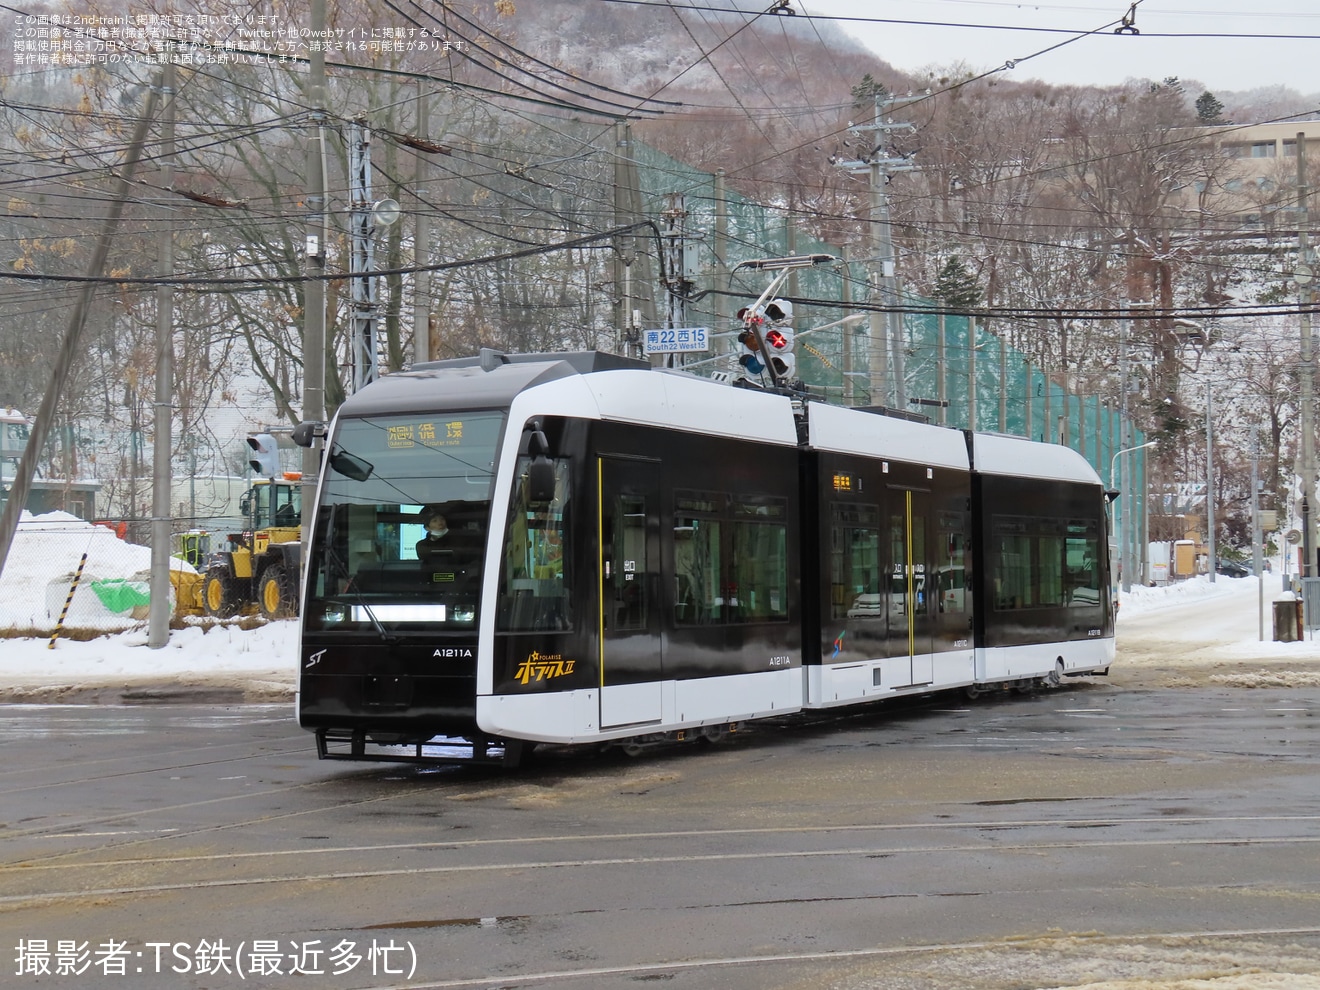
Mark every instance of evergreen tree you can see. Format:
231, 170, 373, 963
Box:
1196, 90, 1226, 125
933, 256, 980, 309
851, 73, 889, 110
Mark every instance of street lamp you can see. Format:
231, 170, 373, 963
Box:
1111, 440, 1157, 593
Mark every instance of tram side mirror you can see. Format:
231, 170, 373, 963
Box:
523, 423, 555, 504
329, 446, 374, 482
528, 456, 556, 504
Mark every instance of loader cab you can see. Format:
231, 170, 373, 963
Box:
241, 478, 302, 532
202, 476, 305, 620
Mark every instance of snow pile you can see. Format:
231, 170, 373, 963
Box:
0, 618, 298, 700
1114, 571, 1320, 689
1118, 572, 1258, 615
0, 511, 193, 631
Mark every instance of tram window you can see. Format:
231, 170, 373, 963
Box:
831, 503, 880, 620
991, 514, 1100, 611
670, 491, 787, 624
608, 494, 649, 632
497, 457, 571, 631
730, 519, 787, 621
673, 515, 721, 625
992, 516, 1032, 610
937, 512, 967, 614
1065, 519, 1101, 605
1034, 514, 1066, 609
728, 494, 788, 621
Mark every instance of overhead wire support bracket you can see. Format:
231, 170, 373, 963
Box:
1114, 3, 1139, 35
733, 254, 835, 273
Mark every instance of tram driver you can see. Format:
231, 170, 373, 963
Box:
417, 505, 457, 563
416, 503, 481, 573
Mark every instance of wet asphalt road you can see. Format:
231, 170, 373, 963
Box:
3, 682, 1320, 989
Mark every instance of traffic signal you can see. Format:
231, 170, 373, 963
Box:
762, 299, 795, 381
737, 324, 765, 375
735, 304, 766, 376
765, 326, 796, 380
247, 433, 282, 478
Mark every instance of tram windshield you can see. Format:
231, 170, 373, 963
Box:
303, 411, 505, 631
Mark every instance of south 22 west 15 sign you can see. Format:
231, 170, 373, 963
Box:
643, 327, 710, 355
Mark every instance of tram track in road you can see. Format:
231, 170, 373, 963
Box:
6, 813, 1320, 905
0, 741, 314, 798
4, 688, 1319, 882
10, 811, 1320, 868
3, 693, 1320, 989
0, 775, 433, 862
0, 708, 306, 785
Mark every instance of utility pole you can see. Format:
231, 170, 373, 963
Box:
968, 315, 977, 430
148, 55, 176, 649
937, 312, 947, 425
613, 122, 646, 357
660, 193, 698, 367
1252, 433, 1264, 640
714, 169, 729, 346
413, 85, 432, 364
833, 92, 916, 407
349, 120, 380, 392
998, 335, 1007, 432
1118, 300, 1133, 590
1024, 358, 1034, 439
841, 246, 854, 406
1206, 381, 1216, 583
1298, 132, 1316, 577
301, 0, 327, 541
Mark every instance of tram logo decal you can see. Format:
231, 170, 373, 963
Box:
515, 651, 576, 685
831, 630, 845, 660
306, 649, 327, 668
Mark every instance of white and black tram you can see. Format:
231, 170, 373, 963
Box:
295, 351, 1114, 765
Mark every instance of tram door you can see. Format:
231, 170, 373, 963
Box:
598, 455, 664, 729
889, 488, 934, 685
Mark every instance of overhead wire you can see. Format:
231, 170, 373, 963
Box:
601, 0, 1320, 40
410, 0, 684, 111
0, 0, 1309, 322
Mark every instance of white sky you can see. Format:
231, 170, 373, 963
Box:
801, 0, 1320, 97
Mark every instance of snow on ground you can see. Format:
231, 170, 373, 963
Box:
0, 619, 298, 703
1110, 571, 1320, 689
